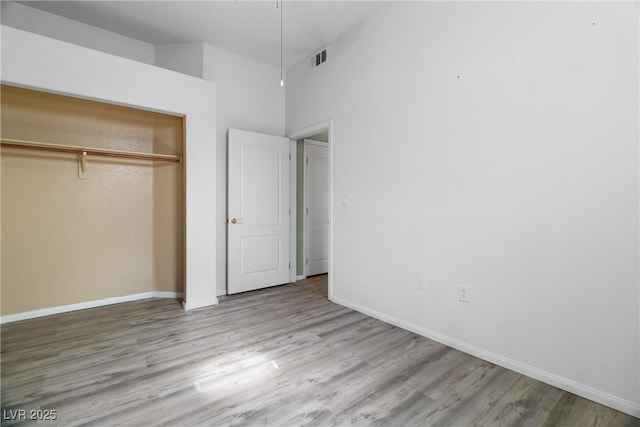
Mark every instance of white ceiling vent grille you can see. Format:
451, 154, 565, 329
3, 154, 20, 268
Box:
313, 49, 327, 68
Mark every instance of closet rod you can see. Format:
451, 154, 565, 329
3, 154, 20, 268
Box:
0, 138, 181, 162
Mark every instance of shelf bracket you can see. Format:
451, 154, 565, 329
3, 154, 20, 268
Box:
78, 151, 88, 180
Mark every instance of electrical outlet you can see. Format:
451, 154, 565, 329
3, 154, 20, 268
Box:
458, 285, 470, 303
418, 275, 427, 291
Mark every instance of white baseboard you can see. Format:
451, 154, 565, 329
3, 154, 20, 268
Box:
1, 291, 183, 325
329, 295, 640, 418
182, 297, 219, 311
296, 275, 307, 280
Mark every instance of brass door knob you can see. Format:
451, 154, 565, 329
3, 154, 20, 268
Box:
230, 218, 238, 224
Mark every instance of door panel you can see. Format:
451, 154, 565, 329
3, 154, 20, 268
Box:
228, 129, 290, 294
241, 235, 280, 274
242, 146, 281, 225
304, 140, 329, 276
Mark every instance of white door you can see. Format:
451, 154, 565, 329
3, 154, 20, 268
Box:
228, 129, 290, 294
304, 139, 329, 276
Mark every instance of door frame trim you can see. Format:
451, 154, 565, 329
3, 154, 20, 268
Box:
288, 120, 333, 299
289, 138, 297, 284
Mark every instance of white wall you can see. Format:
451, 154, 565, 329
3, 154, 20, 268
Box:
0, 2, 154, 65
155, 44, 205, 79
286, 2, 639, 417
1, 26, 218, 311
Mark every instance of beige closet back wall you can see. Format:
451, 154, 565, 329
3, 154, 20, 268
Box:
1, 85, 184, 315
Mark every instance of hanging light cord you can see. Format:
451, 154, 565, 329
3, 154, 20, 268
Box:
280, 0, 284, 86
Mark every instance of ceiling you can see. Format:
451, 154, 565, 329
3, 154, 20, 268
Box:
18, 1, 382, 68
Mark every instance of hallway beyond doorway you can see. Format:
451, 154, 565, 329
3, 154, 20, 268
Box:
294, 274, 328, 297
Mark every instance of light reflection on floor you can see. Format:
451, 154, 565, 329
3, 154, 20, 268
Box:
193, 353, 280, 394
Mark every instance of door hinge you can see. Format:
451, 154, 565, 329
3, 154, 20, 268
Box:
289, 153, 291, 160
306, 157, 309, 164
306, 258, 309, 265
289, 262, 291, 269
306, 207, 309, 215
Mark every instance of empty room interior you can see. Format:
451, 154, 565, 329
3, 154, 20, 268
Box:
1, 1, 639, 425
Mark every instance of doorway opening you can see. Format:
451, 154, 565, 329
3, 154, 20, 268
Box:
289, 121, 332, 299
293, 274, 328, 298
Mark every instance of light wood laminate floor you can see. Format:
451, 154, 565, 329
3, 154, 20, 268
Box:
1, 283, 638, 426
294, 274, 329, 298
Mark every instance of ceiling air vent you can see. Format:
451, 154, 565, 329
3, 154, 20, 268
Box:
314, 49, 327, 68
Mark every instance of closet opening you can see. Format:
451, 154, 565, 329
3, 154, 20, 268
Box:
1, 84, 185, 316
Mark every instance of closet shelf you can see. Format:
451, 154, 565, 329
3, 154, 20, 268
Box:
0, 138, 181, 162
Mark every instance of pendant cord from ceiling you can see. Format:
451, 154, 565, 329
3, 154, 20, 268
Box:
280, 0, 284, 87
